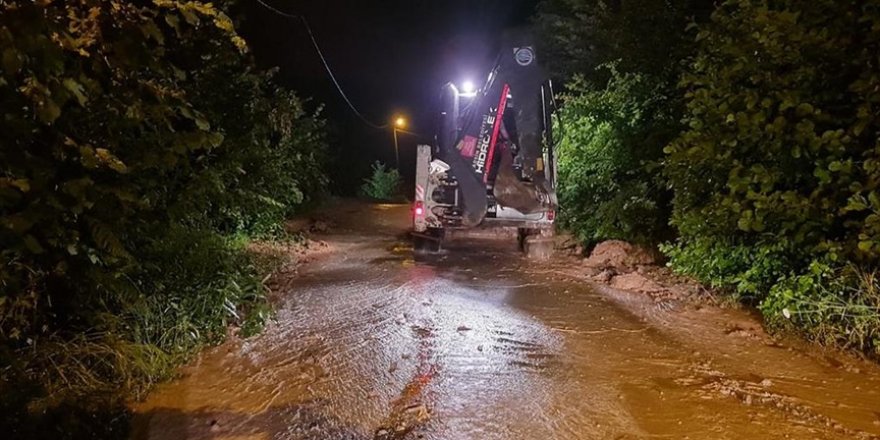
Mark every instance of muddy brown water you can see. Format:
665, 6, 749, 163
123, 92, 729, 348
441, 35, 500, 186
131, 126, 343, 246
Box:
132, 202, 880, 440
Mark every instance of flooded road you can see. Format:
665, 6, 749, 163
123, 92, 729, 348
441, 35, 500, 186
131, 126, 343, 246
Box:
132, 202, 880, 440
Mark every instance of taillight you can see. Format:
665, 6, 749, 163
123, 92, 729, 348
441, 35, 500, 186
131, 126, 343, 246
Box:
547, 210, 556, 221
414, 201, 425, 217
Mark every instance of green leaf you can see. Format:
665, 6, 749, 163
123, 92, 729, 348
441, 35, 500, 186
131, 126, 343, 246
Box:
2, 48, 22, 74
140, 20, 165, 45
37, 98, 61, 124
2, 214, 35, 233
96, 148, 128, 173
179, 8, 200, 26
165, 13, 182, 36
795, 103, 814, 116
195, 115, 210, 131
62, 78, 88, 106
23, 235, 44, 254
1, 178, 31, 192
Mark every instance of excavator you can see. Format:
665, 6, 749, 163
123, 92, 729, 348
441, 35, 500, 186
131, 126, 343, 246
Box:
412, 31, 558, 256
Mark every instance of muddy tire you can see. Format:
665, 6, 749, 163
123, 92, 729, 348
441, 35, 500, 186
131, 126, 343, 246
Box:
518, 227, 555, 260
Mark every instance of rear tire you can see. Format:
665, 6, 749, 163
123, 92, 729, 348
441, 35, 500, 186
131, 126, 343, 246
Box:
517, 228, 529, 252
518, 227, 555, 260
413, 228, 443, 254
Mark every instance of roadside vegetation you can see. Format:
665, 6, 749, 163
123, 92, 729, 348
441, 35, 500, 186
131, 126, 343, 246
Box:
537, 0, 880, 356
0, 0, 327, 436
360, 161, 403, 201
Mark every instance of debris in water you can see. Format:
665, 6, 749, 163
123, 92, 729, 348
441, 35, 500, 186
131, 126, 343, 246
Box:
592, 268, 617, 283
610, 272, 666, 294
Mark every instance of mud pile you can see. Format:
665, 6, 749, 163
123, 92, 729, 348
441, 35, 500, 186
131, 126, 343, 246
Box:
582, 240, 658, 269
582, 240, 704, 302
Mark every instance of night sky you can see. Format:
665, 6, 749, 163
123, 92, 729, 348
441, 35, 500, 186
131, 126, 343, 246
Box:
237, 0, 540, 191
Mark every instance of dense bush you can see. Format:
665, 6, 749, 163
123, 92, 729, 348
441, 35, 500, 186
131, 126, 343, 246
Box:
538, 0, 880, 355
0, 0, 327, 430
556, 69, 675, 245
172, 51, 329, 236
535, 0, 704, 246
360, 161, 401, 201
664, 0, 880, 353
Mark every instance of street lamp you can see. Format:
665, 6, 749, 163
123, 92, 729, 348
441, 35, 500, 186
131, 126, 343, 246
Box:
461, 80, 475, 94
393, 116, 407, 168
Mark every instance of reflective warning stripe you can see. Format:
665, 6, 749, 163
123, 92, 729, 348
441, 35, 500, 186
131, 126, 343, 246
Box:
415, 184, 425, 201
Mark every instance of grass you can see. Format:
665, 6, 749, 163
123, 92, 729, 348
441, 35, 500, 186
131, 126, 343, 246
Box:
1, 227, 300, 438
797, 269, 880, 356
764, 264, 880, 358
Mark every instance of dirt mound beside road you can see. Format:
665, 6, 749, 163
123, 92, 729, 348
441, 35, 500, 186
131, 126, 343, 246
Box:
583, 240, 659, 269
574, 240, 709, 305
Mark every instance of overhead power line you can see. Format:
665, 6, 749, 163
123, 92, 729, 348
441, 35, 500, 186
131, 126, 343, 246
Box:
254, 0, 389, 129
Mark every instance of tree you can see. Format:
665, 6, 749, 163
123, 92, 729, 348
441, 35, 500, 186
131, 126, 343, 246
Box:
556, 69, 676, 245
0, 0, 328, 430
664, 0, 880, 353
534, 0, 709, 245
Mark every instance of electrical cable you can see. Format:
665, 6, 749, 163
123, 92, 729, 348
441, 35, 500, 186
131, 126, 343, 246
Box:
254, 0, 389, 129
